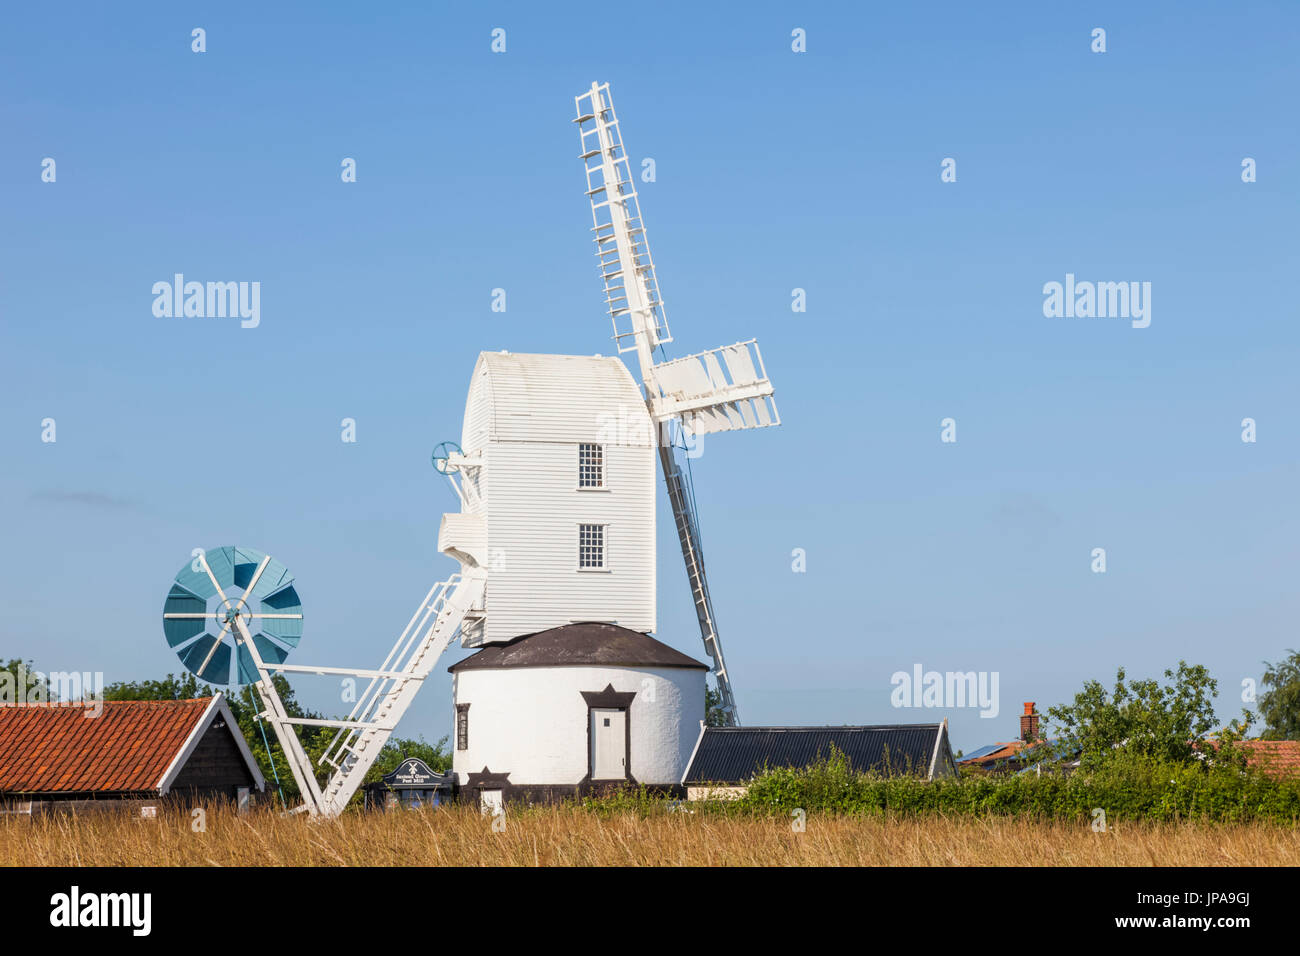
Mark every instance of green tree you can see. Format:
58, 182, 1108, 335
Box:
103, 672, 214, 701
705, 685, 728, 727
366, 736, 453, 779
0, 659, 50, 702
1258, 650, 1300, 741
1041, 661, 1221, 768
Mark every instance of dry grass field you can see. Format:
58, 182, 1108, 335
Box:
2, 804, 1298, 866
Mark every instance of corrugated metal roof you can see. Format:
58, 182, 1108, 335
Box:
0, 698, 213, 793
450, 622, 707, 672
683, 725, 945, 784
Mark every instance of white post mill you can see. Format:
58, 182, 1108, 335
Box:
161, 82, 779, 815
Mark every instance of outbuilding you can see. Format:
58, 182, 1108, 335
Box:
681, 722, 958, 799
449, 621, 707, 808
0, 694, 264, 816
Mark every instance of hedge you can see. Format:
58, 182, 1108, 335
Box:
580, 750, 1300, 824
731, 750, 1300, 823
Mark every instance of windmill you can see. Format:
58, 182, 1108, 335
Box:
573, 82, 780, 725
158, 82, 776, 818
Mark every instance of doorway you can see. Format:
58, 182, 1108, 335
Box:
590, 707, 627, 780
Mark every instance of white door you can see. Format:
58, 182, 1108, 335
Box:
591, 708, 627, 779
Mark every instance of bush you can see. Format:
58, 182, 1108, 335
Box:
577, 784, 669, 817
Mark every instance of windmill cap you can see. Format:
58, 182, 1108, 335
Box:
450, 622, 708, 672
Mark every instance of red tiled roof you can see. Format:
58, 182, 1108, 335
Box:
961, 739, 1036, 766
1234, 740, 1300, 779
0, 698, 214, 794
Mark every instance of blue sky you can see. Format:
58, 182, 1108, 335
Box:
2, 2, 1297, 752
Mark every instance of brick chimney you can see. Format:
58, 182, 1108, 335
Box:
1020, 702, 1039, 741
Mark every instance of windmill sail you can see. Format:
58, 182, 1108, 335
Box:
650, 339, 779, 436
576, 82, 671, 363
576, 82, 781, 727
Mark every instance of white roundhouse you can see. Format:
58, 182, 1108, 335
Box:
450, 623, 706, 804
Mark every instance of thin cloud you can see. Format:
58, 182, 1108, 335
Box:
29, 490, 138, 511
990, 492, 1062, 533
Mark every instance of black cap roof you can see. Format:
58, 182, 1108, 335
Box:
448, 622, 709, 673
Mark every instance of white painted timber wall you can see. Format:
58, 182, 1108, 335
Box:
441, 351, 656, 645
451, 665, 705, 786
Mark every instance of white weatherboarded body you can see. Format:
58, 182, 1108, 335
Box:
438, 351, 657, 646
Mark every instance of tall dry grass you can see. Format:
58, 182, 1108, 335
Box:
2, 804, 1297, 866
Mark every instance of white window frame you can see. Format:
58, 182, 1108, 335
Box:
577, 442, 608, 491
577, 522, 610, 572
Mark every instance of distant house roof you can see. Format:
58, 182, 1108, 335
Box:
682, 723, 957, 785
449, 622, 708, 672
1215, 740, 1300, 779
958, 743, 1009, 762
958, 739, 1032, 768
0, 695, 263, 795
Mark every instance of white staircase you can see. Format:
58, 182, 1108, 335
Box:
313, 571, 486, 815
247, 569, 486, 817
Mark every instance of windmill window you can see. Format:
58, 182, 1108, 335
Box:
578, 443, 604, 489
578, 524, 606, 570
456, 704, 470, 751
